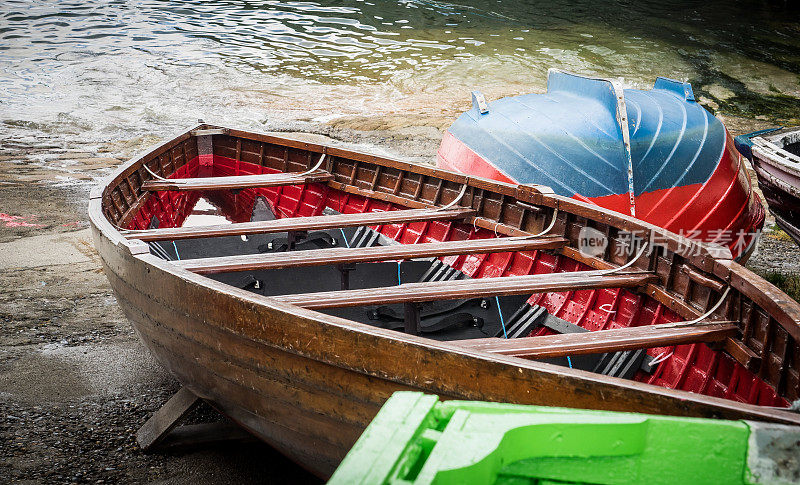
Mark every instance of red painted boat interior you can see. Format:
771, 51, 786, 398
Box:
128, 154, 788, 408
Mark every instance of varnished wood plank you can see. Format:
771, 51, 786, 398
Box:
277, 271, 657, 309
107, 268, 401, 418
454, 322, 739, 358
124, 207, 476, 242
136, 323, 376, 440
141, 171, 333, 191
176, 236, 569, 274
141, 336, 365, 453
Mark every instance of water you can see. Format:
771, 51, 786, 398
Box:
1, 0, 799, 151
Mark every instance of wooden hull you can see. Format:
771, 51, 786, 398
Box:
90, 125, 800, 478
92, 223, 800, 477
751, 133, 800, 247
774, 212, 800, 248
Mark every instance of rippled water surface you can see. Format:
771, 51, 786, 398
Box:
1, 0, 799, 147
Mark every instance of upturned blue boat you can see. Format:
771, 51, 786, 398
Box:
438, 70, 764, 260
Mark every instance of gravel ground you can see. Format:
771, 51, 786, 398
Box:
746, 231, 800, 277
0, 123, 798, 484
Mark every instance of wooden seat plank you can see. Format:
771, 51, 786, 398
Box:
454, 322, 739, 358
142, 171, 334, 192
124, 207, 476, 242
276, 271, 657, 309
176, 236, 569, 274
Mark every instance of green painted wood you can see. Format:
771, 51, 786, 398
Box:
329, 392, 791, 485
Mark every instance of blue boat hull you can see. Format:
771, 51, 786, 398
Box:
438, 70, 764, 260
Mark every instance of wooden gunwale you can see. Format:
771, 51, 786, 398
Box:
89, 125, 800, 476
175, 236, 568, 274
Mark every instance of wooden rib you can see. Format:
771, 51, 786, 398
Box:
277, 272, 657, 309
176, 236, 570, 274
124, 207, 476, 242
454, 322, 739, 359
141, 171, 334, 191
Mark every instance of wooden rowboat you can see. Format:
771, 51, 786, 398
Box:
89, 125, 800, 478
736, 128, 800, 247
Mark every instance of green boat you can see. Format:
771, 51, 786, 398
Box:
329, 392, 800, 485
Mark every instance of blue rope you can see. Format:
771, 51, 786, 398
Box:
397, 262, 402, 285
495, 296, 508, 339
339, 229, 350, 248
172, 241, 181, 261
567, 356, 573, 368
